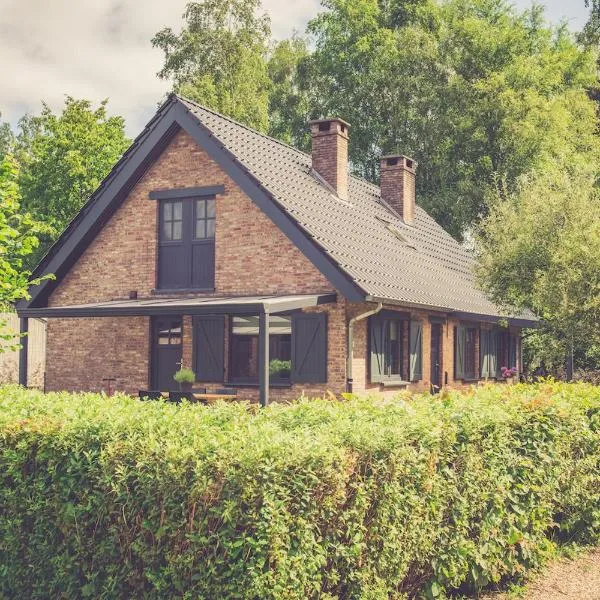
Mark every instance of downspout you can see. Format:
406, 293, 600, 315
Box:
346, 303, 383, 393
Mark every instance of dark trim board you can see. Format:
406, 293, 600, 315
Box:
148, 185, 225, 200
17, 294, 338, 319
450, 311, 539, 329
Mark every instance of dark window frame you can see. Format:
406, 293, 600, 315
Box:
228, 315, 293, 385
463, 326, 477, 380
157, 196, 216, 290
370, 313, 410, 384
454, 324, 479, 381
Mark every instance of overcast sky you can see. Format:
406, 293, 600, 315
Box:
0, 0, 590, 137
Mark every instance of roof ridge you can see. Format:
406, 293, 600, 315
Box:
175, 94, 385, 193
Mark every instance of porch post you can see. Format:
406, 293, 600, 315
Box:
18, 317, 28, 387
258, 311, 270, 407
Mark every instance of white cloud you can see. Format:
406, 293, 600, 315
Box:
0, 0, 319, 136
0, 0, 586, 137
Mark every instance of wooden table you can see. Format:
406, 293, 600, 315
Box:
159, 391, 237, 403
192, 393, 237, 402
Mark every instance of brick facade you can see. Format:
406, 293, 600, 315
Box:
46, 129, 336, 397
45, 128, 521, 401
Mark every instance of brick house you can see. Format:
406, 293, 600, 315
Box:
17, 95, 535, 404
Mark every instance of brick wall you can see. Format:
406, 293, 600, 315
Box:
46, 129, 335, 396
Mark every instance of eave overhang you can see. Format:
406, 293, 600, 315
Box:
16, 293, 337, 319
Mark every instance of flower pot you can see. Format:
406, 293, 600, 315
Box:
180, 381, 193, 392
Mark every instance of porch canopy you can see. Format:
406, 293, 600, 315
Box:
17, 293, 336, 319
17, 293, 336, 406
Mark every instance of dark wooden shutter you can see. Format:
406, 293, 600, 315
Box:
490, 330, 500, 378
454, 326, 465, 380
509, 335, 518, 369
409, 320, 423, 381
291, 313, 327, 383
194, 316, 225, 382
370, 315, 385, 383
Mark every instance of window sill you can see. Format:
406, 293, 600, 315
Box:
378, 379, 411, 388
152, 288, 215, 295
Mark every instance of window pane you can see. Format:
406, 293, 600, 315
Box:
162, 221, 172, 241
195, 220, 206, 239
163, 202, 172, 221
173, 201, 183, 220
230, 316, 292, 382
206, 198, 216, 218
169, 325, 182, 345
158, 329, 171, 345
206, 219, 215, 239
172, 221, 182, 240
196, 199, 205, 218
232, 316, 259, 335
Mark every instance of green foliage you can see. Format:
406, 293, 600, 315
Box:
173, 367, 196, 383
0, 156, 52, 351
302, 0, 599, 238
0, 112, 14, 162
475, 170, 600, 372
152, 0, 272, 132
16, 97, 129, 265
269, 358, 291, 378
1, 382, 599, 598
267, 35, 311, 149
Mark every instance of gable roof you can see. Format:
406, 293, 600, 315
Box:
20, 94, 535, 325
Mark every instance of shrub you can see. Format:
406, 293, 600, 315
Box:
0, 382, 599, 599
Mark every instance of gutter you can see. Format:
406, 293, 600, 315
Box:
346, 302, 383, 393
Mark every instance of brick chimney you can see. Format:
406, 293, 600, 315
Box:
310, 118, 350, 200
380, 155, 417, 225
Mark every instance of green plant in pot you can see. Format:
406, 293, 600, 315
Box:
173, 367, 195, 391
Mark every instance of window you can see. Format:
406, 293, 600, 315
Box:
385, 319, 403, 378
162, 201, 183, 241
195, 198, 216, 240
229, 316, 292, 383
156, 321, 182, 345
454, 325, 478, 380
158, 196, 216, 290
369, 313, 421, 383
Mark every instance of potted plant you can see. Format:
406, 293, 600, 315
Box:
500, 366, 518, 383
173, 367, 195, 392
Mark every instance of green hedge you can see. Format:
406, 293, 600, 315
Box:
0, 383, 599, 599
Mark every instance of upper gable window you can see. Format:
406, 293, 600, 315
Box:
162, 201, 183, 241
158, 197, 215, 290
195, 198, 216, 240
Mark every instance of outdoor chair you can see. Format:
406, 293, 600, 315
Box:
168, 391, 193, 404
138, 390, 163, 401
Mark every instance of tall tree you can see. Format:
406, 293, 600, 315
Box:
267, 35, 311, 150
153, 0, 272, 132
0, 113, 14, 161
302, 0, 599, 238
475, 169, 600, 375
17, 97, 129, 265
0, 155, 51, 351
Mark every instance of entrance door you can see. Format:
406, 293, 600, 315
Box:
430, 323, 442, 393
152, 317, 183, 390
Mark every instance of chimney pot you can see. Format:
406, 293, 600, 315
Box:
309, 118, 350, 200
380, 154, 417, 224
